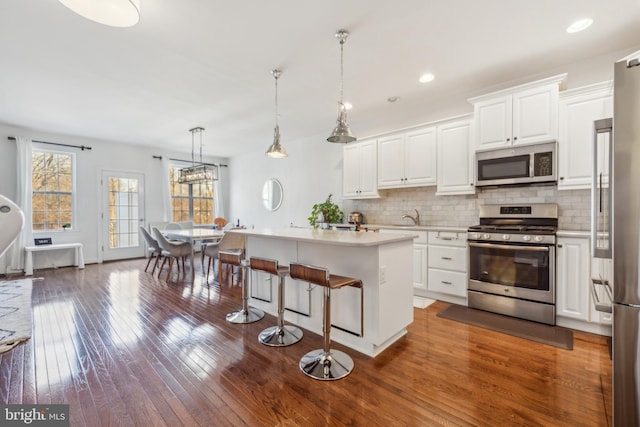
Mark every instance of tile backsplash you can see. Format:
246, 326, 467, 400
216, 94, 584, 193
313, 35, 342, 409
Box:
345, 185, 590, 231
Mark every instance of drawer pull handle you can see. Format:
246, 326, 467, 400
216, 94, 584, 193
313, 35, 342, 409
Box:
441, 257, 452, 260
441, 281, 452, 285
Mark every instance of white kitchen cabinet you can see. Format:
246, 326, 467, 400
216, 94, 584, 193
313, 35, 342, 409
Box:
469, 74, 566, 151
377, 126, 437, 189
343, 138, 379, 199
556, 235, 612, 335
436, 117, 475, 195
426, 231, 467, 301
558, 82, 613, 190
556, 236, 590, 321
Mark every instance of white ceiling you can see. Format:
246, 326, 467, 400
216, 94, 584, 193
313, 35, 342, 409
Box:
1, 1, 639, 158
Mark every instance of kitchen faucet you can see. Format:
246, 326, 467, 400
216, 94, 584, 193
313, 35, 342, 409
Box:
402, 209, 420, 225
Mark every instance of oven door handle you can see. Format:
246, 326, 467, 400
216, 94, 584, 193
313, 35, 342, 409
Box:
468, 242, 550, 252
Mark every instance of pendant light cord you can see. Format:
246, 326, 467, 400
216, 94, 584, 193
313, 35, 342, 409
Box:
339, 38, 344, 107
275, 73, 279, 127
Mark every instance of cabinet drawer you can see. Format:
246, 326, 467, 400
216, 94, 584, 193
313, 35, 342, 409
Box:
428, 269, 467, 297
428, 231, 467, 247
428, 246, 467, 272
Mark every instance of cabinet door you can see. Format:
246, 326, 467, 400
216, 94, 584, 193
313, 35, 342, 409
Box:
512, 84, 558, 146
437, 119, 475, 195
413, 243, 428, 294
558, 89, 613, 190
343, 143, 361, 198
377, 134, 405, 188
474, 95, 512, 150
405, 127, 437, 186
358, 140, 378, 197
556, 237, 590, 321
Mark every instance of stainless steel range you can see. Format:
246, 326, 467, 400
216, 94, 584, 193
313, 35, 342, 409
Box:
467, 204, 558, 325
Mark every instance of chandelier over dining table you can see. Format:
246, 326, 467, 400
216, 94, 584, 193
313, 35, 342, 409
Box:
178, 127, 218, 184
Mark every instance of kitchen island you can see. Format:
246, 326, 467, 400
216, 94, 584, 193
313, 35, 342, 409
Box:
227, 227, 416, 357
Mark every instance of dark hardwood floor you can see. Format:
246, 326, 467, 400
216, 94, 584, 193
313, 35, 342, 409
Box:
0, 259, 612, 426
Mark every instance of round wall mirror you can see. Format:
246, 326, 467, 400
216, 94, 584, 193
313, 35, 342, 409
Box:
262, 179, 283, 211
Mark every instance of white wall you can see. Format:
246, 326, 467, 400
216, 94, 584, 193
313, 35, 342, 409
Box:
0, 123, 229, 270
228, 130, 344, 229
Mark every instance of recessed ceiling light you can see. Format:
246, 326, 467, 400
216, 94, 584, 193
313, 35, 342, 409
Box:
419, 73, 435, 83
343, 102, 353, 110
566, 18, 593, 33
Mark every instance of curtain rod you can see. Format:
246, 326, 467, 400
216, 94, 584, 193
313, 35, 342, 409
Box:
7, 136, 92, 151
152, 155, 228, 168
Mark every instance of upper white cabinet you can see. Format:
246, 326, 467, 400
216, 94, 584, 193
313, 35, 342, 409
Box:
469, 74, 566, 151
343, 138, 379, 199
377, 126, 437, 189
558, 81, 613, 190
436, 117, 475, 195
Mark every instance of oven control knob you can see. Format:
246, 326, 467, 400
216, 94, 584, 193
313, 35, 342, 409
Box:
483, 233, 491, 240
502, 234, 510, 240
523, 235, 531, 242
534, 236, 543, 242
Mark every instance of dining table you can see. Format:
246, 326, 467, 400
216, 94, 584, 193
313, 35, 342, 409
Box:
163, 228, 225, 272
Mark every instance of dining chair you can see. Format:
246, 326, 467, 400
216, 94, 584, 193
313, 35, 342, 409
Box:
139, 227, 163, 275
152, 227, 194, 282
203, 231, 245, 285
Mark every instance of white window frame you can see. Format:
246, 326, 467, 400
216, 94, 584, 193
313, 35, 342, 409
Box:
31, 148, 77, 233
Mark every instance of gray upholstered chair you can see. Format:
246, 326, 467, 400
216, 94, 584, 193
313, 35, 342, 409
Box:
152, 227, 193, 282
140, 226, 162, 275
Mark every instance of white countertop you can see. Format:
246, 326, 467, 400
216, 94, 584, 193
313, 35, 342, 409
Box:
227, 227, 417, 247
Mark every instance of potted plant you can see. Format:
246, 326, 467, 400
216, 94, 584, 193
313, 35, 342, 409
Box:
308, 194, 343, 229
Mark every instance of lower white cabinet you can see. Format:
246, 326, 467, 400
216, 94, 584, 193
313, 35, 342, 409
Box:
426, 231, 468, 301
556, 235, 612, 335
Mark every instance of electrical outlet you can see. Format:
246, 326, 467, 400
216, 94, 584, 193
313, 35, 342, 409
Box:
379, 266, 387, 284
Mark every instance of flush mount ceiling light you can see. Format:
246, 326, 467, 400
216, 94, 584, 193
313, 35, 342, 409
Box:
266, 69, 288, 159
419, 73, 435, 83
178, 127, 218, 184
327, 29, 356, 144
58, 0, 140, 28
566, 18, 593, 33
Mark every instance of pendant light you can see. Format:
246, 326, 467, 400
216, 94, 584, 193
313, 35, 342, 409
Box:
327, 29, 356, 144
266, 69, 288, 158
58, 0, 140, 28
178, 127, 218, 184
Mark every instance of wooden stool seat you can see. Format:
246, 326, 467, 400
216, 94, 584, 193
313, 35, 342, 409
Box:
289, 262, 361, 380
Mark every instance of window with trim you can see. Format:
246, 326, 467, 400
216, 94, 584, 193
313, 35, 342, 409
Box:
31, 150, 75, 231
169, 166, 214, 225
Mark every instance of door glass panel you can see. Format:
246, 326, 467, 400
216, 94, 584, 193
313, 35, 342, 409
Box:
108, 177, 140, 249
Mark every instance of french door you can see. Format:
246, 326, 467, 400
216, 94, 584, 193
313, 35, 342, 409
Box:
101, 171, 145, 261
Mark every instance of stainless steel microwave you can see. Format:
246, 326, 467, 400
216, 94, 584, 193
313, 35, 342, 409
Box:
475, 142, 557, 187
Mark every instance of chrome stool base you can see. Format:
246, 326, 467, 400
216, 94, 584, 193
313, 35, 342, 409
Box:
299, 349, 353, 381
258, 325, 303, 347
226, 307, 264, 324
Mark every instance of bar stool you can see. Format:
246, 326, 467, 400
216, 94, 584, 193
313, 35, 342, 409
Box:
250, 257, 303, 347
221, 249, 265, 324
289, 262, 362, 381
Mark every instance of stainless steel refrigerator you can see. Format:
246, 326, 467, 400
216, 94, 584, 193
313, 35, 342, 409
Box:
612, 52, 640, 426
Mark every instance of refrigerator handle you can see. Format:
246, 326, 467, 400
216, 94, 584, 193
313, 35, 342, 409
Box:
592, 118, 613, 259
590, 277, 613, 313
